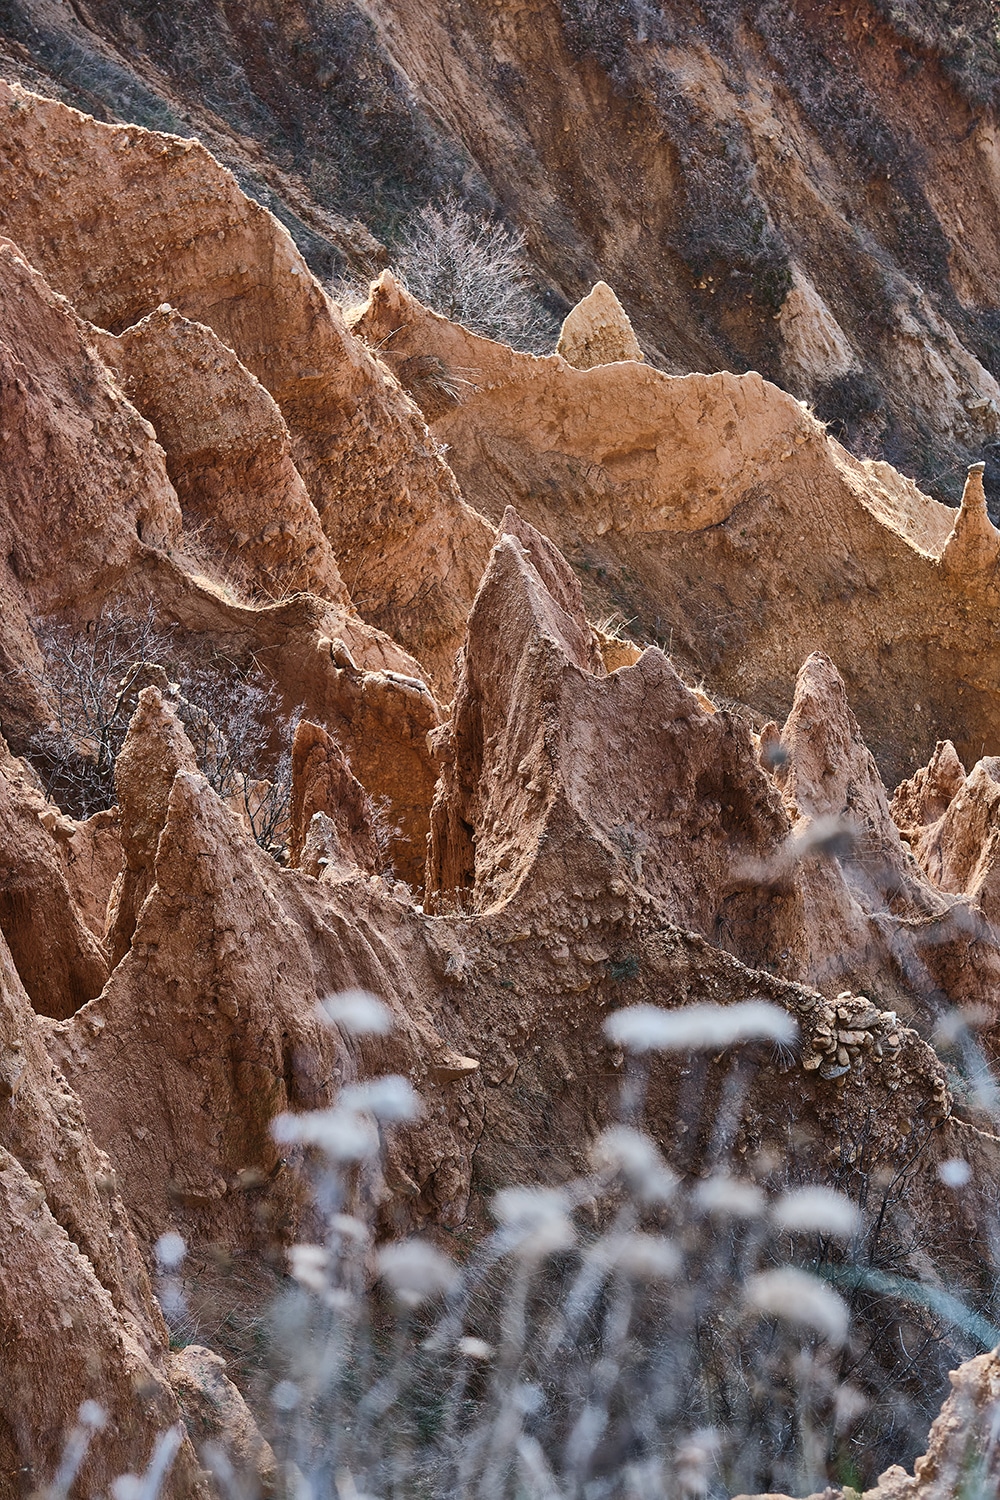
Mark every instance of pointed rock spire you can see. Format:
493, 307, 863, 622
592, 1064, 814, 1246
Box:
556, 281, 644, 370
940, 462, 1000, 576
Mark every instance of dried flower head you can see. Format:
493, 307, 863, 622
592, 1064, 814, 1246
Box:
271, 1380, 300, 1412
288, 1243, 330, 1294
772, 1186, 860, 1238
331, 1213, 371, 1244
78, 1401, 107, 1431
744, 1267, 850, 1344
321, 989, 393, 1036
604, 1001, 796, 1054
272, 1107, 378, 1162
339, 1075, 422, 1123
938, 1158, 972, 1188
589, 1125, 678, 1203
154, 1231, 186, 1270
457, 1336, 494, 1360
596, 1232, 681, 1281
693, 1174, 765, 1219
675, 1428, 721, 1496
377, 1240, 458, 1307
492, 1186, 576, 1257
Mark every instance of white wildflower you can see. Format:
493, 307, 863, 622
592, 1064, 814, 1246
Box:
515, 1382, 544, 1414
111, 1427, 184, 1500
938, 1158, 972, 1188
78, 1401, 107, 1430
589, 1126, 678, 1203
457, 1336, 494, 1360
772, 1186, 860, 1238
492, 1186, 576, 1257
378, 1240, 458, 1306
288, 1243, 330, 1294
744, 1267, 850, 1345
834, 1383, 867, 1430
694, 1174, 765, 1219
596, 1232, 681, 1281
604, 1001, 796, 1054
154, 1231, 186, 1270
331, 1213, 371, 1244
675, 1429, 721, 1496
271, 1108, 377, 1162
339, 1075, 422, 1123
321, 989, 393, 1036
157, 1278, 186, 1322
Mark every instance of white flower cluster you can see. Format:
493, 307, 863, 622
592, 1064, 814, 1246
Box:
604, 1001, 797, 1054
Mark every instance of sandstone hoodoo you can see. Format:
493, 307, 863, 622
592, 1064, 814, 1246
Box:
3, 7, 1000, 1498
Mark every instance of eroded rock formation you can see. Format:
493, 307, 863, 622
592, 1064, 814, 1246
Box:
355, 274, 1000, 788
2, 62, 1000, 1500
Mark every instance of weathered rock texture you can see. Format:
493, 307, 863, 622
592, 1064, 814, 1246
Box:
4, 0, 1000, 505
0, 737, 110, 1019
0, 78, 493, 694
557, 281, 644, 370
356, 275, 1000, 789
3, 54, 1000, 1500
353, 0, 1000, 503
101, 307, 349, 604
869, 1348, 1000, 1499
0, 913, 207, 1496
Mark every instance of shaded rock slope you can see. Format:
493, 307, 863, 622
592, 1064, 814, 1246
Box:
3, 67, 1000, 1500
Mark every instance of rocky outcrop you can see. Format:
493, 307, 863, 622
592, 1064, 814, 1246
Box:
0, 231, 180, 742
768, 652, 958, 1012
557, 281, 644, 370
0, 624, 990, 1490
3, 0, 1000, 504
0, 914, 207, 1496
104, 688, 199, 967
0, 737, 110, 1019
288, 719, 381, 875
3, 47, 1000, 1498
101, 306, 349, 604
318, 648, 443, 889
358, 0, 1000, 503
426, 507, 805, 983
47, 688, 482, 1245
167, 1345, 277, 1496
868, 1349, 1000, 1500
355, 275, 1000, 789
0, 79, 494, 692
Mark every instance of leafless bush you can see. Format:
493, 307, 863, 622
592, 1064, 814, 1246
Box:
22, 606, 173, 820
364, 790, 405, 878
393, 194, 558, 354
21, 606, 299, 858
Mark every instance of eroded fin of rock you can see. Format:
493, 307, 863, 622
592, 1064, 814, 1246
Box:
892, 739, 968, 837
0, 737, 109, 1018
104, 687, 199, 968
939, 462, 1000, 578
427, 516, 804, 977
0, 84, 494, 692
772, 652, 976, 1014
289, 719, 381, 875
557, 281, 644, 370
101, 307, 348, 604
